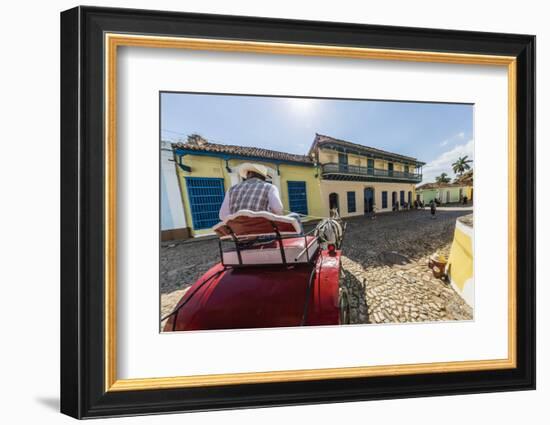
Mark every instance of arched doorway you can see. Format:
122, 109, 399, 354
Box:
329, 193, 339, 214
391, 191, 397, 210
364, 187, 374, 213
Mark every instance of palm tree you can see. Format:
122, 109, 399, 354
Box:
435, 173, 451, 184
452, 156, 473, 176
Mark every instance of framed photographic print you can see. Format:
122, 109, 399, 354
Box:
60, 6, 535, 419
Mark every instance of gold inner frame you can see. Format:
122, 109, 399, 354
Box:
104, 33, 517, 392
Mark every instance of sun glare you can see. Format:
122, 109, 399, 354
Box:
287, 98, 315, 114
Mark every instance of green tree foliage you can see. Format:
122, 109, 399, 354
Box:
452, 155, 473, 176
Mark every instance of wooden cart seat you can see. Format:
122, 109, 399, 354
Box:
213, 210, 317, 265
221, 235, 318, 265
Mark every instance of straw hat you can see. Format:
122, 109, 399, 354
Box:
238, 163, 268, 179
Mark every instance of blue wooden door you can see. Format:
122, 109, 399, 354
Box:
364, 188, 374, 213
382, 191, 388, 209
185, 177, 225, 230
287, 181, 308, 215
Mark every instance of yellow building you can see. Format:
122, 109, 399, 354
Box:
309, 134, 425, 217
172, 135, 323, 237
169, 133, 427, 238
455, 169, 474, 201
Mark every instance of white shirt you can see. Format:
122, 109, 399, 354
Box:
219, 183, 284, 221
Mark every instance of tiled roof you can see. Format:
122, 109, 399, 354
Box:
455, 169, 473, 184
172, 139, 314, 165
309, 133, 425, 165
416, 182, 463, 190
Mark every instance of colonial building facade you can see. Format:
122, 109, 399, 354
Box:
310, 134, 425, 217
416, 181, 472, 205
455, 169, 474, 200
171, 135, 323, 237
167, 134, 426, 238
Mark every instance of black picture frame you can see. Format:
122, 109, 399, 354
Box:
61, 5, 535, 419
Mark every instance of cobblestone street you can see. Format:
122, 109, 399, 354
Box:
339, 209, 473, 324
160, 208, 473, 323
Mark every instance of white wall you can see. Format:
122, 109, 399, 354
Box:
160, 142, 187, 231
0, 1, 546, 425
321, 180, 416, 216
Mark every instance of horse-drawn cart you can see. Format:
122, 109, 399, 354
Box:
163, 210, 349, 331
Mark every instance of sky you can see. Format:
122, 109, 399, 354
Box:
161, 92, 474, 184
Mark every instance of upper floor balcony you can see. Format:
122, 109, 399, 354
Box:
321, 162, 423, 183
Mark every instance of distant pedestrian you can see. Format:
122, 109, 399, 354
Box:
430, 200, 436, 219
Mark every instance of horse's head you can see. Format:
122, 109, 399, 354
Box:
315, 218, 344, 248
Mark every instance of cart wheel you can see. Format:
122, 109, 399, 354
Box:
338, 287, 351, 325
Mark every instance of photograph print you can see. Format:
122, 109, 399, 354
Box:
160, 93, 475, 332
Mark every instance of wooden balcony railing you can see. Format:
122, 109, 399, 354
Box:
321, 163, 422, 182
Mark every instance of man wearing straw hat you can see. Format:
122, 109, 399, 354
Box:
219, 163, 284, 221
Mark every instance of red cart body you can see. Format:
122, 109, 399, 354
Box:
164, 211, 347, 331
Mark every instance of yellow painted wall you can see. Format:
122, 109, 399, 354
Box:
374, 159, 386, 169
466, 185, 474, 200
175, 155, 227, 237
318, 149, 337, 163
347, 153, 365, 167
174, 154, 320, 236
446, 218, 474, 307
278, 164, 324, 219
447, 226, 473, 291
